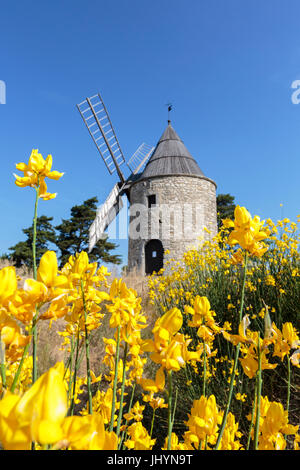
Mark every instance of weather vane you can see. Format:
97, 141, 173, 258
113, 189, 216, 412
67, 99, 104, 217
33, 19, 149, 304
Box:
165, 102, 173, 123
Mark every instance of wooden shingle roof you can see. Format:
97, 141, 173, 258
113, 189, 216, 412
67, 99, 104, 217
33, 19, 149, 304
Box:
139, 122, 205, 179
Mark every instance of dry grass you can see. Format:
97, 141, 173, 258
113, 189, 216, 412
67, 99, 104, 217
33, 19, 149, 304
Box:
0, 258, 32, 282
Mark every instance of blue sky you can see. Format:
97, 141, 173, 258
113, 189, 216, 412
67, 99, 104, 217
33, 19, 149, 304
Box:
1, 0, 300, 268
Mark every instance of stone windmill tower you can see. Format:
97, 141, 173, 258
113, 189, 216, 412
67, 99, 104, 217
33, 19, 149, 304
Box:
127, 120, 218, 274
77, 93, 217, 275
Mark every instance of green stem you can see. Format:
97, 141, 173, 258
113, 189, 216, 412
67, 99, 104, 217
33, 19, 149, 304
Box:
31, 183, 39, 384
0, 339, 6, 391
214, 252, 248, 450
202, 341, 207, 397
167, 370, 173, 450
286, 354, 291, 415
66, 335, 75, 406
64, 335, 75, 378
69, 326, 81, 416
10, 185, 40, 393
32, 309, 39, 384
116, 342, 128, 437
150, 408, 156, 439
254, 337, 262, 450
109, 325, 121, 432
246, 385, 257, 450
119, 383, 136, 450
171, 386, 178, 436
32, 184, 39, 280
81, 280, 92, 414
10, 342, 30, 393
283, 355, 291, 442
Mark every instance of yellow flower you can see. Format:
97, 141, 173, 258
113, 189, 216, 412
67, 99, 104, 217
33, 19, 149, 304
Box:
153, 307, 183, 341
0, 266, 18, 307
223, 315, 278, 378
0, 393, 31, 450
142, 307, 183, 355
0, 311, 31, 362
186, 295, 214, 327
37, 251, 68, 292
218, 412, 243, 450
185, 395, 222, 447
272, 322, 300, 361
223, 314, 276, 349
227, 206, 269, 257
124, 421, 156, 450
14, 149, 63, 199
0, 362, 67, 449
2, 356, 32, 395
239, 346, 277, 379
230, 248, 244, 265
123, 401, 144, 422
8, 251, 70, 324
0, 311, 30, 348
265, 274, 276, 286
142, 393, 167, 411
90, 387, 120, 425
8, 283, 46, 324
256, 401, 299, 450
294, 434, 300, 450
60, 413, 118, 450
138, 366, 165, 393
261, 402, 298, 437
235, 393, 247, 402
162, 432, 187, 450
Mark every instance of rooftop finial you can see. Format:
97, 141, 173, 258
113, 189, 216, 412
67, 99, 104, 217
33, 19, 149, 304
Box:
165, 102, 173, 124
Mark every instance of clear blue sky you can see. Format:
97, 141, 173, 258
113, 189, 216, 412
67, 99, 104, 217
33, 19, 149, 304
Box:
1, 0, 300, 268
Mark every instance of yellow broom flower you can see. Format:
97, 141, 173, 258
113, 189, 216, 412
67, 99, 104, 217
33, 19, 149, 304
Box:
0, 362, 67, 449
60, 413, 118, 450
225, 205, 269, 257
14, 149, 64, 199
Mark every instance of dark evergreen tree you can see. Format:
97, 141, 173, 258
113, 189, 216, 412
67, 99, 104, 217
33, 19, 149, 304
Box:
216, 193, 236, 230
55, 197, 122, 267
8, 215, 56, 268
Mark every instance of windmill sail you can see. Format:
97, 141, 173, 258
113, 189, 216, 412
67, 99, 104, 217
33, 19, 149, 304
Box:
77, 93, 126, 182
89, 184, 123, 252
127, 143, 154, 175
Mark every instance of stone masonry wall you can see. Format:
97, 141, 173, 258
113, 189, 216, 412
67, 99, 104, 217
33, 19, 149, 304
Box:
128, 174, 217, 274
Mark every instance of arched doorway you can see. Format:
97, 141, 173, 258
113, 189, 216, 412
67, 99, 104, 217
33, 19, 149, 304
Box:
145, 239, 164, 275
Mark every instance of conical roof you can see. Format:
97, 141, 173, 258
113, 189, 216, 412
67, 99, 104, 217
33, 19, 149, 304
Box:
139, 122, 205, 179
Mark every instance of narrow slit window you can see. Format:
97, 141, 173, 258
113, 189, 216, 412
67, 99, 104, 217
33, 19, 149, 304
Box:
152, 251, 157, 258
148, 194, 156, 208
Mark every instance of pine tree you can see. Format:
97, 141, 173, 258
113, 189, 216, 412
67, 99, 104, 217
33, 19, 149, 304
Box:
55, 197, 122, 267
216, 193, 236, 230
8, 215, 56, 268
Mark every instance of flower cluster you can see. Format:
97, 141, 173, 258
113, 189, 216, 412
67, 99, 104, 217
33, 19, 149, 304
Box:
14, 149, 64, 200
0, 150, 299, 451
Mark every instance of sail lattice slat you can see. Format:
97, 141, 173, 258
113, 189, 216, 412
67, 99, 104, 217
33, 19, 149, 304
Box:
88, 183, 123, 252
127, 143, 154, 175
77, 93, 126, 175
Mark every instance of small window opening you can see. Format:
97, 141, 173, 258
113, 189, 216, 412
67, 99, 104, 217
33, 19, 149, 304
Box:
148, 194, 156, 208
152, 251, 157, 258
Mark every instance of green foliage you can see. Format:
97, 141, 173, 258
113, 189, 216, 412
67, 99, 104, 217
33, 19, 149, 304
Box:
55, 197, 122, 267
8, 215, 56, 268
216, 193, 236, 230
6, 197, 122, 269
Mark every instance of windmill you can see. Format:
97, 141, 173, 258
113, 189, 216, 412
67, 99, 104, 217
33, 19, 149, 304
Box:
76, 93, 154, 252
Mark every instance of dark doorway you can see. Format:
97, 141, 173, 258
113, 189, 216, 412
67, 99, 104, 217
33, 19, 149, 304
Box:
145, 239, 164, 275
